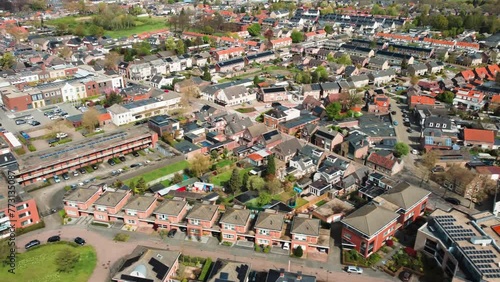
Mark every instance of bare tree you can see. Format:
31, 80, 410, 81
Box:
419, 150, 437, 185
58, 46, 73, 60
82, 107, 100, 132
104, 51, 120, 70
180, 86, 199, 110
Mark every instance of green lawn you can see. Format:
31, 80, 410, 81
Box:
215, 159, 235, 168
0, 243, 97, 282
45, 16, 167, 38
211, 168, 252, 186
125, 160, 189, 185
235, 107, 257, 113
296, 198, 309, 208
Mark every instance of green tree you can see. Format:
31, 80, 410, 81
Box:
201, 67, 212, 81
325, 102, 342, 120
56, 23, 68, 35
371, 4, 385, 15
105, 92, 123, 106
431, 14, 449, 31
324, 25, 334, 34
266, 178, 281, 194
165, 37, 176, 51
228, 168, 241, 194
74, 25, 85, 37
257, 192, 272, 206
293, 246, 304, 257
393, 142, 410, 157
129, 181, 136, 193
291, 30, 304, 43
175, 40, 186, 55
247, 176, 265, 191
55, 249, 80, 273
172, 172, 183, 184
136, 177, 147, 194
437, 91, 455, 104
266, 155, 276, 176
189, 153, 212, 177
241, 173, 249, 191
247, 23, 261, 36
0, 52, 15, 70
337, 54, 352, 66
253, 75, 260, 86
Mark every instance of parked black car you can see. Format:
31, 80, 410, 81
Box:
167, 229, 177, 238
119, 156, 126, 162
31, 121, 41, 126
79, 168, 86, 174
132, 151, 140, 157
25, 239, 41, 249
445, 197, 461, 205
92, 164, 98, 170
62, 173, 69, 180
47, 235, 61, 242
74, 237, 85, 245
107, 159, 116, 166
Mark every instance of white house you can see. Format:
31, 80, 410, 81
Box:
214, 85, 256, 106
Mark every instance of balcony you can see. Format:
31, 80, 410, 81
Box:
0, 221, 11, 232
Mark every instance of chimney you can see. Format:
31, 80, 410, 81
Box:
279, 268, 285, 277
297, 271, 302, 281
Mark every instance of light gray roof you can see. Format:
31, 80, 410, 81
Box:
63, 186, 100, 203
154, 200, 187, 216
219, 208, 251, 226
186, 204, 219, 221
273, 138, 303, 157
341, 204, 399, 236
254, 211, 284, 231
291, 217, 320, 236
94, 191, 129, 207
246, 123, 268, 138
123, 196, 157, 212
379, 182, 430, 210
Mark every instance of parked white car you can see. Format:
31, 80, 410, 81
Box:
56, 132, 68, 139
282, 243, 290, 250
411, 149, 419, 155
345, 266, 363, 274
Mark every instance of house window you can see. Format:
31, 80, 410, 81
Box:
19, 211, 31, 218
128, 219, 135, 224
258, 229, 270, 235
429, 122, 434, 127
96, 214, 104, 220
21, 219, 33, 226
436, 123, 440, 128
223, 234, 235, 239
442, 124, 447, 128
127, 211, 137, 216
67, 202, 77, 208
257, 239, 269, 245
16, 203, 28, 211
96, 206, 106, 212
159, 214, 168, 220
223, 224, 235, 230
191, 219, 200, 225
294, 234, 307, 241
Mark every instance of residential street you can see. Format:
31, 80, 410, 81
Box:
16, 216, 396, 282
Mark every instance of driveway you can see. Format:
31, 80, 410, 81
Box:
16, 225, 397, 282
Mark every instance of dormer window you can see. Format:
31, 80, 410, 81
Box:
429, 122, 434, 127
436, 123, 440, 128
442, 124, 447, 128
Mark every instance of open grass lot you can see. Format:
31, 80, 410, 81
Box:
45, 16, 167, 38
125, 160, 189, 185
210, 168, 252, 186
0, 243, 97, 282
235, 107, 256, 113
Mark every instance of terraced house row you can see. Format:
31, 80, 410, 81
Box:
63, 185, 331, 257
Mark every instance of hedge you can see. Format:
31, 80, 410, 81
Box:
16, 221, 45, 236
198, 258, 212, 281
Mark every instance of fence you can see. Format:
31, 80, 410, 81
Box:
295, 193, 330, 214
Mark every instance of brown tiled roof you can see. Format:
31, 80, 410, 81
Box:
367, 152, 396, 170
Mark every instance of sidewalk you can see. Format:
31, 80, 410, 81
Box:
16, 224, 396, 282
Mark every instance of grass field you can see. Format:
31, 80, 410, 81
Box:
125, 160, 189, 185
235, 107, 257, 113
45, 16, 167, 38
0, 243, 97, 282
210, 168, 252, 186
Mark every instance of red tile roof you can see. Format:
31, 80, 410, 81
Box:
216, 47, 244, 55
423, 38, 455, 46
487, 64, 500, 77
491, 95, 500, 103
410, 96, 435, 106
456, 41, 480, 50
270, 37, 292, 44
476, 166, 500, 175
367, 152, 396, 170
463, 128, 495, 144
474, 67, 491, 79
460, 69, 476, 80
247, 153, 264, 162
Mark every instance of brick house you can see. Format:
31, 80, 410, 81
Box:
214, 47, 245, 61
365, 151, 404, 176
254, 211, 285, 246
219, 208, 252, 243
463, 128, 496, 149
340, 132, 369, 160
153, 200, 188, 230
122, 196, 158, 226
63, 185, 103, 218
269, 37, 292, 50
277, 114, 320, 136
186, 204, 220, 237
312, 127, 344, 152
367, 94, 390, 114
341, 204, 399, 257
290, 216, 320, 253
93, 191, 132, 223
240, 123, 268, 146
258, 86, 287, 103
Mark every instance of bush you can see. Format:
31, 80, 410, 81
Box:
16, 221, 45, 235
28, 144, 36, 152
55, 249, 80, 273
404, 247, 417, 257
91, 222, 109, 228
386, 239, 394, 247
14, 148, 26, 155
254, 244, 262, 252
114, 233, 130, 242
293, 246, 303, 258
198, 258, 212, 281
263, 245, 271, 253
367, 253, 382, 266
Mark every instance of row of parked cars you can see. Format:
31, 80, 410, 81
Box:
25, 236, 86, 250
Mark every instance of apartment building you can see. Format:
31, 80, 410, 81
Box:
414, 209, 500, 281
15, 127, 158, 186
0, 178, 41, 239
